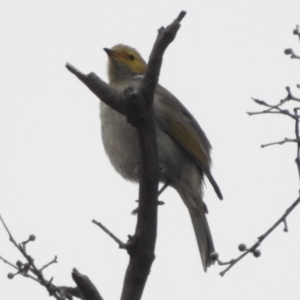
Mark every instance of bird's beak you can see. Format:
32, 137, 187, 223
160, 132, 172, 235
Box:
103, 48, 119, 59
103, 48, 112, 56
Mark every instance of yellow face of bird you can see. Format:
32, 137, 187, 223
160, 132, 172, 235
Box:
104, 44, 147, 83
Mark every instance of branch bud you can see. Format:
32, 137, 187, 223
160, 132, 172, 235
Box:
284, 48, 293, 55
238, 244, 247, 252
253, 249, 261, 258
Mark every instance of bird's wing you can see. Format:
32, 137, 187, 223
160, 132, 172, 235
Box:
154, 85, 223, 200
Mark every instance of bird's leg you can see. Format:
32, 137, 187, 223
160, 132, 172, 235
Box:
157, 182, 169, 205
133, 160, 140, 174
131, 182, 169, 215
131, 163, 168, 215
158, 182, 169, 196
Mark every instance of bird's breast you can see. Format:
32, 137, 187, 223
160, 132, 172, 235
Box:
99, 83, 198, 187
100, 102, 140, 181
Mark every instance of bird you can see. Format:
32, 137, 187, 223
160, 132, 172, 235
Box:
100, 44, 222, 271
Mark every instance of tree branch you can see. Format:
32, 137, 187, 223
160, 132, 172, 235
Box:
121, 11, 186, 300
0, 215, 69, 299
92, 219, 127, 249
218, 196, 300, 276
66, 11, 186, 300
261, 137, 300, 148
218, 25, 300, 276
65, 64, 124, 115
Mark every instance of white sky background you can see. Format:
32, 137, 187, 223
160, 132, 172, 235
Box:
1, 1, 300, 299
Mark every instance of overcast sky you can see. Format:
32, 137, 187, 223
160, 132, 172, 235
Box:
1, 1, 300, 299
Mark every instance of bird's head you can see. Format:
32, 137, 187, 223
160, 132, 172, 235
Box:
104, 44, 147, 83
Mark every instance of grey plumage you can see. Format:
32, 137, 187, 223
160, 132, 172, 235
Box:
100, 45, 222, 271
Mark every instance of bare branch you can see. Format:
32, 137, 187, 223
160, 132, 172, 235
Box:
284, 48, 300, 59
121, 12, 186, 300
257, 196, 300, 242
140, 11, 186, 100
39, 256, 58, 272
219, 196, 300, 276
261, 137, 300, 148
224, 26, 300, 276
92, 219, 127, 249
286, 86, 300, 102
284, 26, 300, 59
294, 108, 300, 178
0, 214, 20, 248
66, 64, 124, 115
0, 255, 20, 271
0, 215, 68, 299
292, 25, 300, 40
247, 97, 296, 119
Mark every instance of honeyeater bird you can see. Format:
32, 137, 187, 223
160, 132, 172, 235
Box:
100, 44, 222, 271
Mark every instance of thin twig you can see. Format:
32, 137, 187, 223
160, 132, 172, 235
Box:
247, 97, 296, 119
158, 182, 169, 196
224, 29, 300, 276
261, 138, 300, 148
0, 255, 20, 270
0, 254, 48, 284
247, 110, 285, 116
284, 48, 300, 60
219, 196, 300, 276
39, 256, 58, 272
293, 25, 300, 41
92, 219, 127, 249
294, 108, 300, 178
0, 214, 19, 248
257, 197, 300, 242
0, 215, 65, 299
219, 242, 260, 276
286, 86, 300, 101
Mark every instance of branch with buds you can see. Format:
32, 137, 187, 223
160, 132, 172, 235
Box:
216, 26, 300, 276
0, 214, 104, 300
284, 25, 300, 59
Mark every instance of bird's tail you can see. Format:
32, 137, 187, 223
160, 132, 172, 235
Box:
187, 201, 215, 271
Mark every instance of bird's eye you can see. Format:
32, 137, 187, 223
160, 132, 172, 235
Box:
128, 54, 135, 61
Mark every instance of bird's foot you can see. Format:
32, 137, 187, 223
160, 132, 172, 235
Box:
131, 200, 165, 215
